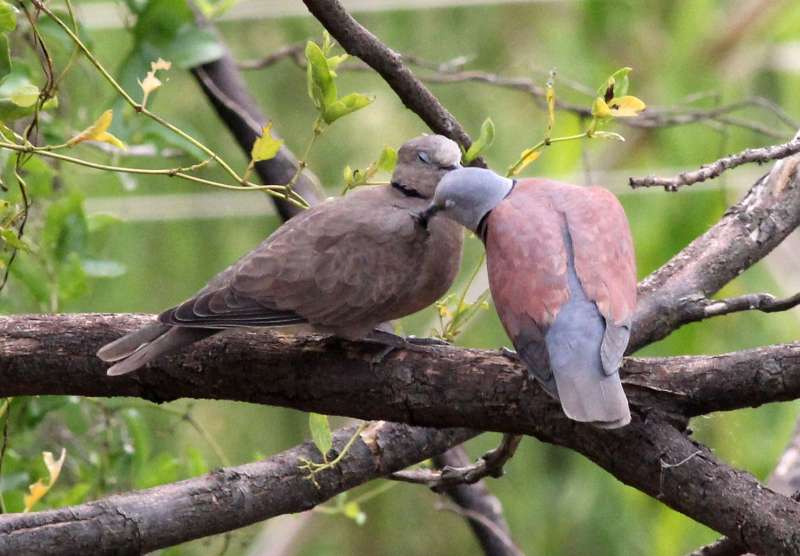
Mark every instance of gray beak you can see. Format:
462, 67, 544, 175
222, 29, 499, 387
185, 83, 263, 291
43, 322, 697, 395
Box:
415, 203, 443, 228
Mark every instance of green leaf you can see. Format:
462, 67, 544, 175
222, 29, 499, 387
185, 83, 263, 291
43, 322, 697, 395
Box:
0, 35, 11, 84
323, 92, 374, 124
43, 191, 88, 263
305, 41, 336, 110
308, 412, 332, 457
326, 53, 349, 72
0, 1, 17, 34
133, 0, 192, 43
376, 146, 397, 173
58, 252, 88, 301
464, 118, 495, 163
81, 259, 127, 279
0, 71, 49, 121
251, 122, 284, 162
0, 228, 33, 252
166, 27, 224, 69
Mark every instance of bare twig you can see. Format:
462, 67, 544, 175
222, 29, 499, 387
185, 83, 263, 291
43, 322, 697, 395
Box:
684, 291, 800, 322
629, 135, 800, 190
392, 434, 522, 488
239, 42, 793, 140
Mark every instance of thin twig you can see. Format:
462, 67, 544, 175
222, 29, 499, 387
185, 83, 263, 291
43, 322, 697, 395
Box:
701, 291, 800, 318
391, 433, 522, 488
240, 42, 793, 140
629, 135, 800, 190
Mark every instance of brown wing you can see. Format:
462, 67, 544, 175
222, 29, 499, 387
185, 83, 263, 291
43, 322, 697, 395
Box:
161, 186, 425, 337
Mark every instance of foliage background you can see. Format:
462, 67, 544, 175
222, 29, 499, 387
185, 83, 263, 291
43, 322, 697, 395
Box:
2, 0, 800, 554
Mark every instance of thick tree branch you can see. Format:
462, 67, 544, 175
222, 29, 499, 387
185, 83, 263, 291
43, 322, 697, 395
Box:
3, 315, 800, 429
629, 135, 800, 190
301, 0, 480, 160
4, 316, 800, 552
630, 151, 800, 351
190, 30, 325, 219
0, 422, 474, 555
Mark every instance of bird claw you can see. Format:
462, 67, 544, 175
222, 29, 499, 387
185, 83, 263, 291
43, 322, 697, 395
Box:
366, 331, 449, 365
499, 346, 518, 360
405, 335, 451, 347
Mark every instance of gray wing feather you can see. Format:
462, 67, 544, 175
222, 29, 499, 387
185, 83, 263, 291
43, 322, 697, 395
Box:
600, 320, 631, 376
513, 320, 558, 399
544, 228, 630, 428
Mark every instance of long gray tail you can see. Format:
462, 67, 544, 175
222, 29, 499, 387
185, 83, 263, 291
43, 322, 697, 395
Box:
97, 323, 217, 376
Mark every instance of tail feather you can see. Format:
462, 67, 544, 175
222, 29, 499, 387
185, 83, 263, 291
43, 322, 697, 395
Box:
97, 323, 172, 362
101, 326, 217, 376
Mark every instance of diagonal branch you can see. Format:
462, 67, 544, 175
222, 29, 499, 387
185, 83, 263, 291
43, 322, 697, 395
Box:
630, 150, 800, 351
0, 422, 475, 555
301, 0, 481, 161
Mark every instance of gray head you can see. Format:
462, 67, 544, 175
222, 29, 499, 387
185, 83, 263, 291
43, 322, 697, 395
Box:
391, 135, 462, 199
420, 167, 514, 232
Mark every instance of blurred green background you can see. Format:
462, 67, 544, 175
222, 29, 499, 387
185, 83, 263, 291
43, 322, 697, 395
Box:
2, 0, 800, 554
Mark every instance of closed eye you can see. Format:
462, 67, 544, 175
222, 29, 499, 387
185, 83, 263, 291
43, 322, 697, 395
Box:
417, 152, 432, 164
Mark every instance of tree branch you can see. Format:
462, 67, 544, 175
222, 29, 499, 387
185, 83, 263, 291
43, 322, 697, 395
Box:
189, 26, 325, 219
4, 315, 800, 552
629, 134, 800, 190
630, 150, 800, 351
0, 422, 474, 555
301, 0, 480, 160
430, 445, 522, 556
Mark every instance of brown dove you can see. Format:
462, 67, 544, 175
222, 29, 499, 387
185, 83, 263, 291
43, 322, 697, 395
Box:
98, 135, 463, 375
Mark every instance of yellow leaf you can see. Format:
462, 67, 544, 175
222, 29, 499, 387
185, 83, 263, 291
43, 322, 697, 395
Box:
591, 97, 612, 119
508, 147, 542, 177
24, 448, 66, 512
545, 85, 555, 133
67, 110, 126, 150
251, 122, 284, 162
607, 95, 646, 117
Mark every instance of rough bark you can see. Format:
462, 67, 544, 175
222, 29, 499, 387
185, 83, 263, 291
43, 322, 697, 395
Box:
630, 155, 800, 351
3, 314, 800, 425
0, 423, 474, 555
4, 315, 800, 553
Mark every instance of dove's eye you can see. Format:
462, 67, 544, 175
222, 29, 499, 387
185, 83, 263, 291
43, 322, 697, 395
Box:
417, 152, 432, 164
